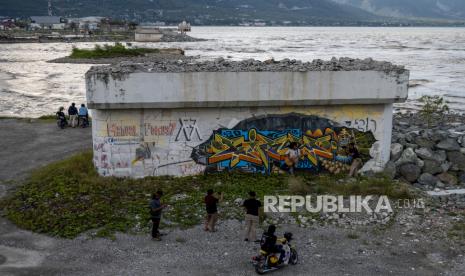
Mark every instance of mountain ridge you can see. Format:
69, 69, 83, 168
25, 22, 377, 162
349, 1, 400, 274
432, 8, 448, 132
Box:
1, 0, 464, 25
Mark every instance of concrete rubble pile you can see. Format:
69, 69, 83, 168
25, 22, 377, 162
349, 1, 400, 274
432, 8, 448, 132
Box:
88, 57, 406, 75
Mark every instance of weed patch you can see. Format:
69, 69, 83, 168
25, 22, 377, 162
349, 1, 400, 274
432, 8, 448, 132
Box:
0, 152, 411, 238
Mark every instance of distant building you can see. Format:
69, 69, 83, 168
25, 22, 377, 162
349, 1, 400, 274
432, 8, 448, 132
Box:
135, 26, 163, 42
0, 18, 15, 30
178, 21, 191, 34
30, 16, 65, 30
100, 19, 129, 32
77, 17, 104, 31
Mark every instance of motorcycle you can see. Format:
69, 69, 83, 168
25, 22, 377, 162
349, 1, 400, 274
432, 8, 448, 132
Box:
251, 232, 298, 274
79, 116, 89, 128
56, 114, 67, 129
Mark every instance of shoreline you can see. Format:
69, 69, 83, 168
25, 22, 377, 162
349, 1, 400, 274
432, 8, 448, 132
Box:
0, 32, 206, 44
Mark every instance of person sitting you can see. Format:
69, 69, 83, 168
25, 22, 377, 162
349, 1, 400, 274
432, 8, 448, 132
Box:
348, 142, 362, 177
78, 104, 88, 127
260, 225, 285, 264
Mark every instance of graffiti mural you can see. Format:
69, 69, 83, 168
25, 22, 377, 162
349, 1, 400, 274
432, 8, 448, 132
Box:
191, 114, 376, 174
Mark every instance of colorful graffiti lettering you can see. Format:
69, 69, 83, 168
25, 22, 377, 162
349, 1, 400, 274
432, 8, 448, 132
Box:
192, 114, 375, 174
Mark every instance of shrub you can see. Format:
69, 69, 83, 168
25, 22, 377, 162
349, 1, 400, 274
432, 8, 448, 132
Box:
419, 95, 449, 128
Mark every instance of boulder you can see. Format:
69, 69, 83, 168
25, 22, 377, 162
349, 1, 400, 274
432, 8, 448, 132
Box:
399, 163, 421, 183
437, 172, 458, 186
395, 148, 418, 167
436, 181, 445, 188
370, 142, 381, 159
447, 151, 465, 170
435, 150, 447, 163
417, 159, 424, 168
405, 143, 419, 150
418, 173, 438, 186
436, 138, 461, 151
383, 161, 397, 179
359, 160, 384, 175
404, 133, 415, 143
415, 147, 434, 160
458, 135, 465, 146
441, 161, 451, 173
390, 143, 403, 161
459, 173, 465, 184
414, 137, 435, 149
431, 130, 449, 143
422, 159, 443, 175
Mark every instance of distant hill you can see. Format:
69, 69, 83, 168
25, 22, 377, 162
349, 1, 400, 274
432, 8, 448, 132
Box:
331, 0, 465, 20
1, 0, 464, 25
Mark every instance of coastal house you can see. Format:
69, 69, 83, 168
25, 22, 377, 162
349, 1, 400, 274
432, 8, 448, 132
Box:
30, 16, 65, 30
178, 21, 191, 34
100, 19, 130, 32
0, 18, 16, 30
135, 26, 163, 42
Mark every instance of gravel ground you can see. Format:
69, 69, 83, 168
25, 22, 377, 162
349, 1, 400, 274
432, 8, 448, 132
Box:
0, 119, 464, 276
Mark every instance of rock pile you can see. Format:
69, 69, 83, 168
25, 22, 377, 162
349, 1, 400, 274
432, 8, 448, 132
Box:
387, 112, 465, 191
88, 57, 406, 75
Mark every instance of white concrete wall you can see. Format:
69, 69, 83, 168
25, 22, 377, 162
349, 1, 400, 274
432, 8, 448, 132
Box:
86, 71, 409, 109
91, 104, 392, 177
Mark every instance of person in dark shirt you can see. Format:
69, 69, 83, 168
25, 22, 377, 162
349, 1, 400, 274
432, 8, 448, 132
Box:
348, 142, 362, 177
260, 225, 285, 263
242, 191, 261, 242
68, 103, 78, 128
204, 189, 223, 232
56, 107, 67, 129
149, 190, 166, 241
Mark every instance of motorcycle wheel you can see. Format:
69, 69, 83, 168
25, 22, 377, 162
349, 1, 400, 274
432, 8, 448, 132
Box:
255, 260, 266, 275
290, 248, 298, 265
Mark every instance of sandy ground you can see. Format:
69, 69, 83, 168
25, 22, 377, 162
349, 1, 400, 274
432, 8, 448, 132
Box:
0, 119, 464, 276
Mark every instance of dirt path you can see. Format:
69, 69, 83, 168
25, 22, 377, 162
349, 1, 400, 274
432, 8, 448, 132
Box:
0, 119, 92, 183
0, 119, 463, 276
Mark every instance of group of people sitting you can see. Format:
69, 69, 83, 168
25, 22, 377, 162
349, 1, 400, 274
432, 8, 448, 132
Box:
284, 141, 362, 177
56, 103, 89, 129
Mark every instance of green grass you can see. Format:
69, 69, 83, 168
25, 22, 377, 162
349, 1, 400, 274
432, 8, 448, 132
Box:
69, 43, 164, 59
291, 174, 412, 199
0, 151, 412, 238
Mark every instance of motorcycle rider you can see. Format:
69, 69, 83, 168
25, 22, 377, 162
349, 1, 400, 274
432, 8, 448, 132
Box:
56, 107, 67, 129
260, 225, 286, 264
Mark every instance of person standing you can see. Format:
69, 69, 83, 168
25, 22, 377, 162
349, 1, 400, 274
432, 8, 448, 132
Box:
68, 103, 78, 128
285, 142, 300, 175
242, 191, 261, 242
78, 103, 88, 127
204, 189, 223, 232
149, 190, 166, 241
